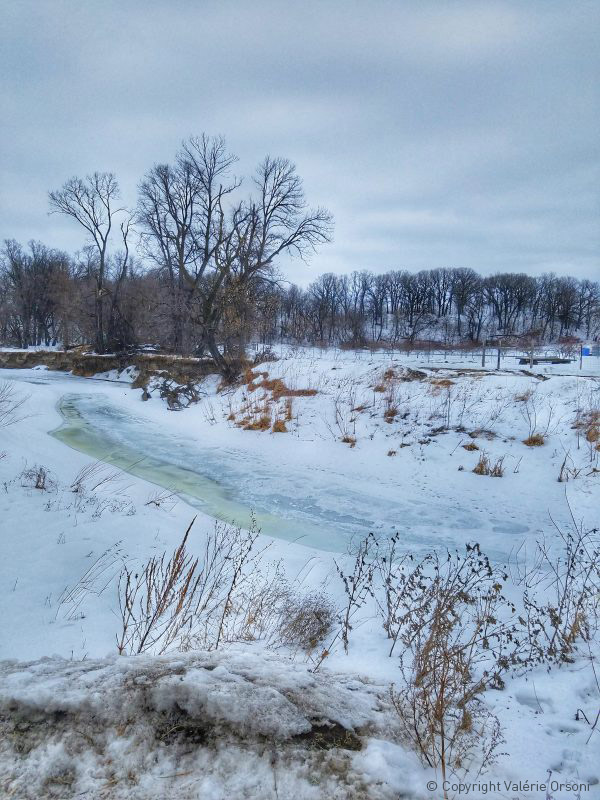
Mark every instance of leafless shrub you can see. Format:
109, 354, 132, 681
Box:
391, 683, 503, 792
0, 381, 28, 428
20, 464, 57, 492
518, 385, 557, 440
116, 517, 267, 655
275, 591, 336, 653
518, 514, 600, 668
327, 382, 358, 443
386, 545, 515, 788
557, 450, 582, 482
335, 533, 378, 655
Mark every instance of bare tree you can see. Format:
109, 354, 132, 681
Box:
49, 172, 125, 352
138, 141, 333, 375
137, 135, 239, 353
205, 156, 333, 373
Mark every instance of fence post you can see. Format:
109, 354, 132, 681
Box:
481, 339, 486, 368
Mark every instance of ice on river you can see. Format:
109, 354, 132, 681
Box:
48, 390, 525, 559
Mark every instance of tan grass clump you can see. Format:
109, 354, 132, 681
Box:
462, 442, 479, 452
472, 453, 504, 477
272, 419, 288, 433
430, 377, 454, 388
246, 370, 317, 400
244, 415, 272, 431
384, 406, 399, 423
523, 433, 545, 447
574, 410, 600, 443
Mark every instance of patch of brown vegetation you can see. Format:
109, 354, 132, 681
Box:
272, 419, 288, 433
429, 378, 455, 388
341, 435, 357, 447
384, 406, 399, 423
472, 453, 504, 477
244, 415, 272, 431
514, 390, 532, 403
523, 433, 545, 447
573, 410, 600, 443
468, 429, 496, 440
245, 370, 317, 400
462, 442, 479, 452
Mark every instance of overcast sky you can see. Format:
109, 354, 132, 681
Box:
1, 0, 598, 284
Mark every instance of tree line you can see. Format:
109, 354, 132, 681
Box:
1, 134, 598, 373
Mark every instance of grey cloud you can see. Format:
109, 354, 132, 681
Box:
1, 0, 598, 283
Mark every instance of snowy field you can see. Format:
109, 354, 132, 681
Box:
0, 348, 599, 798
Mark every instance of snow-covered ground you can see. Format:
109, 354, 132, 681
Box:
1, 348, 599, 798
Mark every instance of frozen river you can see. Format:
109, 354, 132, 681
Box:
5, 370, 534, 558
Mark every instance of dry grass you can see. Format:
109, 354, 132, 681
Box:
574, 410, 600, 443
245, 369, 317, 400
272, 419, 288, 433
514, 390, 532, 403
373, 383, 386, 393
462, 442, 479, 452
244, 414, 271, 431
429, 377, 454, 388
473, 453, 504, 477
523, 433, 545, 447
384, 405, 399, 423
341, 435, 357, 447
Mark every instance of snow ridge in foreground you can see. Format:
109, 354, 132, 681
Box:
0, 648, 421, 799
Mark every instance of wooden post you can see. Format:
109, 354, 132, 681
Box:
481, 339, 486, 368
496, 345, 501, 370
529, 342, 534, 368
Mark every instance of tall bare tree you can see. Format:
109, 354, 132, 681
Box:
137, 135, 238, 353
204, 156, 333, 371
138, 139, 333, 375
49, 172, 124, 352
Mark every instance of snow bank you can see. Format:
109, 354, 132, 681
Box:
0, 648, 422, 799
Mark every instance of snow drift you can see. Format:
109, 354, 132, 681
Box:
0, 648, 420, 799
